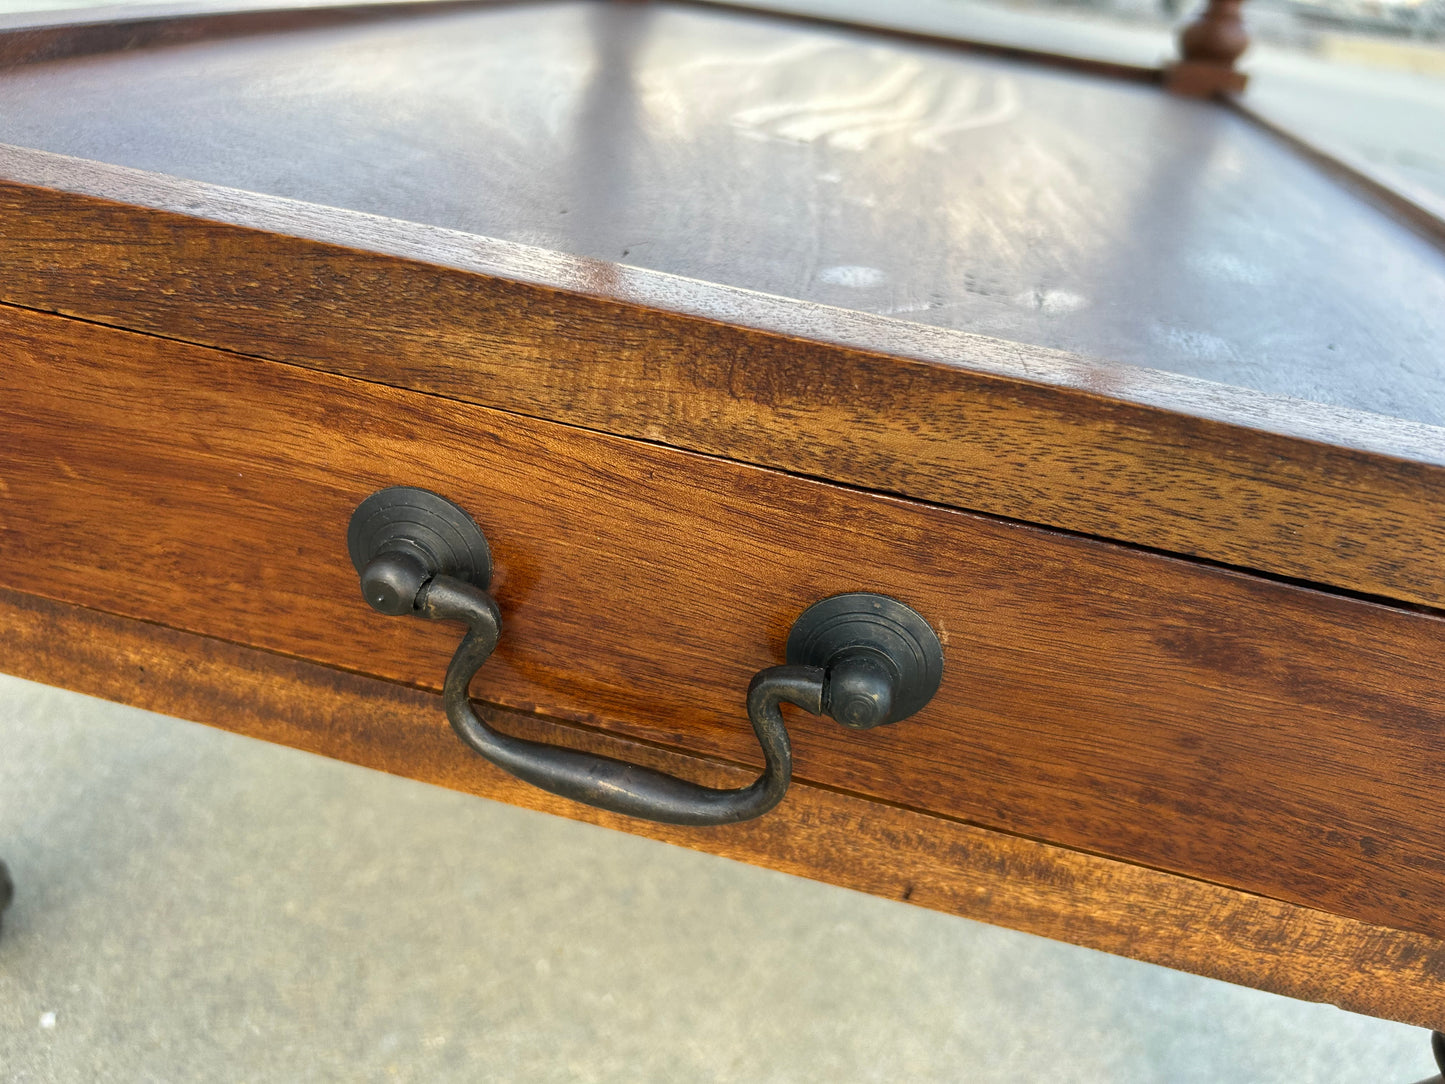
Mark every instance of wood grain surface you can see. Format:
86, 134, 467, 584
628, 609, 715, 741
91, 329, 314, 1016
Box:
0, 2, 1441, 422
5, 304, 1445, 941
4, 154, 1445, 613
4, 584, 1445, 1032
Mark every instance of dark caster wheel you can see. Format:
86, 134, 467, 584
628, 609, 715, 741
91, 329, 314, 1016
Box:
0, 860, 11, 937
1411, 1031, 1445, 1084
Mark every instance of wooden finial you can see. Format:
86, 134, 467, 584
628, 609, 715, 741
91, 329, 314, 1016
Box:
1164, 0, 1250, 97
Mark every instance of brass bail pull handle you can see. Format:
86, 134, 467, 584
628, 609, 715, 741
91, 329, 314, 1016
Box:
348, 487, 944, 827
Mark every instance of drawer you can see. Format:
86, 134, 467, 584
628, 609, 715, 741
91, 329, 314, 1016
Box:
5, 303, 1445, 944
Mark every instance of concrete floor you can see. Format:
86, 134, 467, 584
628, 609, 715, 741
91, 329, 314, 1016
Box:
0, 673, 1437, 1082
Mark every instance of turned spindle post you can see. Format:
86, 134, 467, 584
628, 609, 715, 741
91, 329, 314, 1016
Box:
1164, 0, 1249, 97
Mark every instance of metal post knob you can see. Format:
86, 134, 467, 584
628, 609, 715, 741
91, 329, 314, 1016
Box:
359, 550, 431, 615
788, 593, 945, 730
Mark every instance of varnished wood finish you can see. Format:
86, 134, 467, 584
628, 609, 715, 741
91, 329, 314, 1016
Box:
2, 1, 1443, 1024
1178, 0, 1248, 66
1162, 58, 1248, 98
1164, 0, 1249, 97
0, 4, 1441, 422
5, 304, 1445, 939
4, 584, 1445, 1032
4, 152, 1445, 611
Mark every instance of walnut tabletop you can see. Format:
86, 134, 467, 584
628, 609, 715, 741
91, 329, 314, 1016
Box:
0, 1, 1442, 423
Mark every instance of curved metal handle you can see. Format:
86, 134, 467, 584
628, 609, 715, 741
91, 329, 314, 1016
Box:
423, 572, 823, 826
358, 550, 820, 825
349, 487, 942, 828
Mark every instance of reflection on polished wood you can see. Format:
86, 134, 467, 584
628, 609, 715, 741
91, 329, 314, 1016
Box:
0, 2, 1441, 423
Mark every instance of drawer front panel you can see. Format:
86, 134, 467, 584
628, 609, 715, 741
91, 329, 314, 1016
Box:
4, 305, 1445, 936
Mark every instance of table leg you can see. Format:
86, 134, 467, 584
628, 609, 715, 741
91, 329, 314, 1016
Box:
1410, 1031, 1445, 1084
0, 860, 11, 936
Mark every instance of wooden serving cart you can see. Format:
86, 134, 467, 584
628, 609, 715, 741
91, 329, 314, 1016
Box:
2, 0, 1444, 1061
